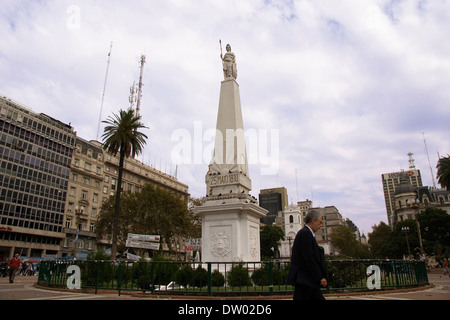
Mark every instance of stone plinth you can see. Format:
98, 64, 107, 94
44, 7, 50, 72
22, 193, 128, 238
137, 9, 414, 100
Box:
195, 202, 267, 262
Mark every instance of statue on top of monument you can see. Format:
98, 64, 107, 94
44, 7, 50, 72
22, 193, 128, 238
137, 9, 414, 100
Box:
220, 41, 237, 80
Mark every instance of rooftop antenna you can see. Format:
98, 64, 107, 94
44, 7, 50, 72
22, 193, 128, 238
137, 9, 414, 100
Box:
407, 152, 416, 169
97, 41, 113, 141
422, 132, 436, 188
136, 54, 146, 116
129, 81, 137, 108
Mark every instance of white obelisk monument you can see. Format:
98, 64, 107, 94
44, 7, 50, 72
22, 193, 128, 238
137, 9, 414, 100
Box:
194, 43, 267, 262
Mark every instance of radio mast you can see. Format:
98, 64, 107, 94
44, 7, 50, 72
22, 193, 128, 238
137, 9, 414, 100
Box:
97, 41, 113, 141
136, 54, 146, 116
129, 81, 136, 108
422, 132, 437, 188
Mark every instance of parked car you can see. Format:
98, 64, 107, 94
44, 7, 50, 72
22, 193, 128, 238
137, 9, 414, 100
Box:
154, 281, 184, 291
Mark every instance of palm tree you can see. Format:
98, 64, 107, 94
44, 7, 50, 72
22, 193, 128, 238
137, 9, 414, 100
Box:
102, 108, 148, 260
436, 155, 450, 190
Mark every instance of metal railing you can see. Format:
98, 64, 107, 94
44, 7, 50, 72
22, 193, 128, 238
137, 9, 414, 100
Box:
37, 259, 428, 296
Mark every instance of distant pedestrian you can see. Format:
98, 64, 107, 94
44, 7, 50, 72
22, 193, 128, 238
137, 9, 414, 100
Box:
8, 253, 21, 283
287, 210, 328, 300
20, 261, 27, 275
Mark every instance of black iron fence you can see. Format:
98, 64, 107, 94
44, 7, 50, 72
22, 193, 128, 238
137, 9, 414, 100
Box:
37, 259, 428, 296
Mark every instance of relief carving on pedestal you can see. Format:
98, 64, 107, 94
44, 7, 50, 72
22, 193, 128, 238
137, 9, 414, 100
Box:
249, 228, 258, 258
211, 230, 231, 258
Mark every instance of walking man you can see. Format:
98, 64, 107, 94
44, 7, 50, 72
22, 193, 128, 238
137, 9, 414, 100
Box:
287, 210, 328, 300
8, 253, 21, 283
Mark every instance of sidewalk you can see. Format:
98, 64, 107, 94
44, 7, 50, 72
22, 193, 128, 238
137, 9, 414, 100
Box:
1, 268, 448, 300
325, 267, 450, 300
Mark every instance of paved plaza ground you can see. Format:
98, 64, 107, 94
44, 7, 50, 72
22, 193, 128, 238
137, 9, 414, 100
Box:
0, 267, 449, 301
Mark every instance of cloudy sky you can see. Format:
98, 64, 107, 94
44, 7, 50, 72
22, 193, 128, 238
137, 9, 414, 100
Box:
1, 0, 449, 234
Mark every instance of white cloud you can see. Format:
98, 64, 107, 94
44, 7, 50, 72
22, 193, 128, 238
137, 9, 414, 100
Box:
1, 0, 449, 234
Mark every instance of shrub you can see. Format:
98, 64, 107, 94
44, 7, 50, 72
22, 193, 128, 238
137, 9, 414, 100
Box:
211, 269, 225, 287
192, 265, 208, 288
177, 264, 194, 287
227, 264, 252, 287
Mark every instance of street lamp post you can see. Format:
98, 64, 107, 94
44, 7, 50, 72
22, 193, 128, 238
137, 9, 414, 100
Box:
287, 236, 293, 259
402, 226, 411, 260
406, 198, 426, 261
73, 206, 83, 259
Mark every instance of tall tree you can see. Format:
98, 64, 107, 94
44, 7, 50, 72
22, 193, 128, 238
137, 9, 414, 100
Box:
436, 155, 450, 189
101, 108, 148, 260
96, 184, 194, 254
368, 222, 393, 258
329, 225, 371, 258
260, 225, 284, 259
418, 207, 450, 256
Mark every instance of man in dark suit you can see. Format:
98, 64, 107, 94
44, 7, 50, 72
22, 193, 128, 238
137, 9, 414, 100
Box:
287, 210, 327, 300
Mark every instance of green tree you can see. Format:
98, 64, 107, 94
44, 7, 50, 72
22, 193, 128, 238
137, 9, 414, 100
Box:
392, 220, 419, 259
329, 225, 370, 258
136, 184, 192, 250
436, 155, 450, 189
368, 222, 393, 258
418, 207, 450, 257
260, 225, 284, 259
96, 184, 194, 254
186, 197, 203, 239
95, 191, 141, 254
101, 108, 148, 260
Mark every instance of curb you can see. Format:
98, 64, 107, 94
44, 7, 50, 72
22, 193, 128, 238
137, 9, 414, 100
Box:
33, 282, 434, 300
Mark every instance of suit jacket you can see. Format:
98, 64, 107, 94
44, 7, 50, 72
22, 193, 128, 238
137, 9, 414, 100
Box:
287, 226, 327, 288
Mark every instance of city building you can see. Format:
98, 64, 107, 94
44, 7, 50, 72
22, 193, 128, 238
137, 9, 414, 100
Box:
61, 137, 103, 258
0, 95, 190, 260
275, 199, 346, 259
259, 187, 288, 225
62, 137, 190, 259
394, 171, 450, 224
382, 167, 423, 226
0, 96, 76, 259
314, 205, 345, 255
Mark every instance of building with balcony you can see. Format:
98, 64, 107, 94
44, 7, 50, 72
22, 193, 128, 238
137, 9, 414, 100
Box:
61, 137, 190, 259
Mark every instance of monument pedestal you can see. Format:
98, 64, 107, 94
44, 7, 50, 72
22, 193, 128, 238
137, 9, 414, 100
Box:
195, 202, 267, 262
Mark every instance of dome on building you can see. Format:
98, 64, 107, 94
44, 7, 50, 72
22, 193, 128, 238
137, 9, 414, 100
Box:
394, 172, 416, 195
